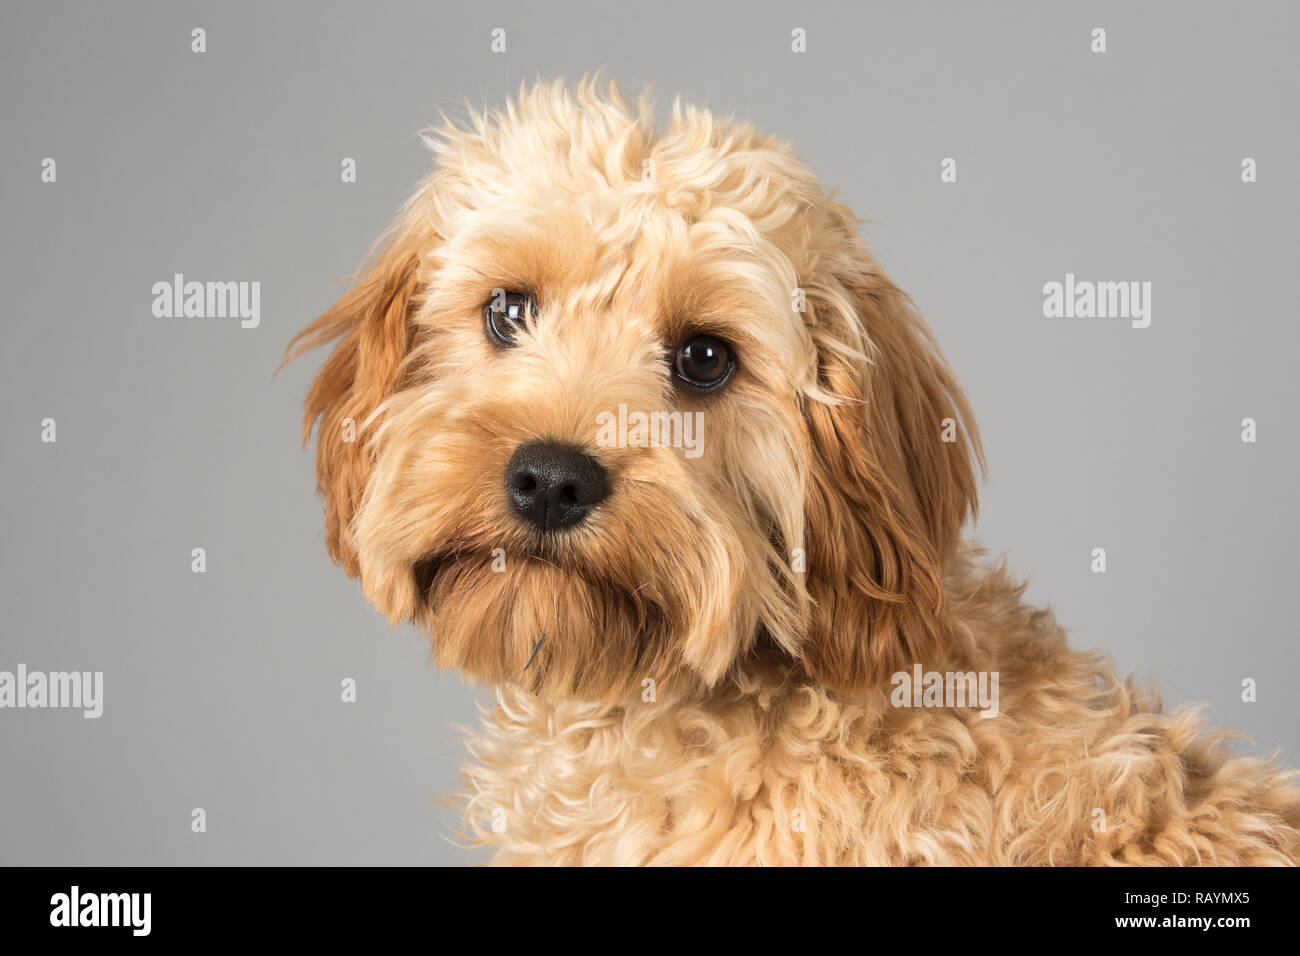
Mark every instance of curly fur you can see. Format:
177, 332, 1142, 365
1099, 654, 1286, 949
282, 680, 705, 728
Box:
288, 77, 1300, 865
461, 549, 1300, 865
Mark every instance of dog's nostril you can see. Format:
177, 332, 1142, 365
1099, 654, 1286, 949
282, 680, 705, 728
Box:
504, 440, 609, 533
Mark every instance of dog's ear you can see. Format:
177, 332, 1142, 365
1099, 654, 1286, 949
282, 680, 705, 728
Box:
283, 214, 430, 577
799, 241, 983, 694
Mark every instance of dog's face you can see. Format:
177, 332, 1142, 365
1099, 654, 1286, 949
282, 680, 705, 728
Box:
290, 80, 981, 703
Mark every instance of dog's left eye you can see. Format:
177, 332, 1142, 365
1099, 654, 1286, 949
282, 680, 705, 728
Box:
673, 334, 735, 389
483, 290, 537, 347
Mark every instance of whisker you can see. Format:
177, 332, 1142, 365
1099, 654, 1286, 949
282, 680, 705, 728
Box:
522, 633, 547, 671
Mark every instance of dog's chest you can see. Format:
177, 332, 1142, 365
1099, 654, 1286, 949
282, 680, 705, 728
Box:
466, 674, 996, 865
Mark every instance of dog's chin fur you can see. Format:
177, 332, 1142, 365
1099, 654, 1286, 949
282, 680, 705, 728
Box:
289, 77, 1300, 865
418, 554, 717, 704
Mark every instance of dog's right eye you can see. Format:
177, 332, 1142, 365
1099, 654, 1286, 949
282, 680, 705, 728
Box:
483, 290, 537, 348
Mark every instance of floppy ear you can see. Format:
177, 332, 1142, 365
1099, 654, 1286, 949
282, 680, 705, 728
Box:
283, 215, 429, 577
800, 253, 983, 694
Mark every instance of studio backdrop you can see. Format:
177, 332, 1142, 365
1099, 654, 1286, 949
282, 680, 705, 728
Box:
1, 0, 1296, 865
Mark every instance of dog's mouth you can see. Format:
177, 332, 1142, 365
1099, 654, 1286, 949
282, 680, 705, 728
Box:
412, 547, 673, 627
410, 540, 595, 608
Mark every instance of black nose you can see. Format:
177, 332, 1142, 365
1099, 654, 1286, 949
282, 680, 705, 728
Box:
504, 440, 609, 532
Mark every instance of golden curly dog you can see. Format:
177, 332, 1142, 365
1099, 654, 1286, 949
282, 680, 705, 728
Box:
287, 78, 1300, 865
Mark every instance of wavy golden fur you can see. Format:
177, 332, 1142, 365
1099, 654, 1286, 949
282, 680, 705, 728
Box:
288, 78, 1300, 865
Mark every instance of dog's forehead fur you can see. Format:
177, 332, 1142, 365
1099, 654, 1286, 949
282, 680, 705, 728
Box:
425, 79, 822, 245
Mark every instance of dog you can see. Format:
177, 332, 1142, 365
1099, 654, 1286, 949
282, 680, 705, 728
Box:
287, 78, 1300, 865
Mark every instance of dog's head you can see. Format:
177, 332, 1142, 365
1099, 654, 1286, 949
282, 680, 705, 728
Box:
288, 79, 982, 703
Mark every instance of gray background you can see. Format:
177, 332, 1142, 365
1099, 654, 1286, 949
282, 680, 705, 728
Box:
1, 0, 1296, 865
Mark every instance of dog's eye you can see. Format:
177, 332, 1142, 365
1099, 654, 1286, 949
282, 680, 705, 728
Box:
483, 290, 537, 347
673, 334, 735, 389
